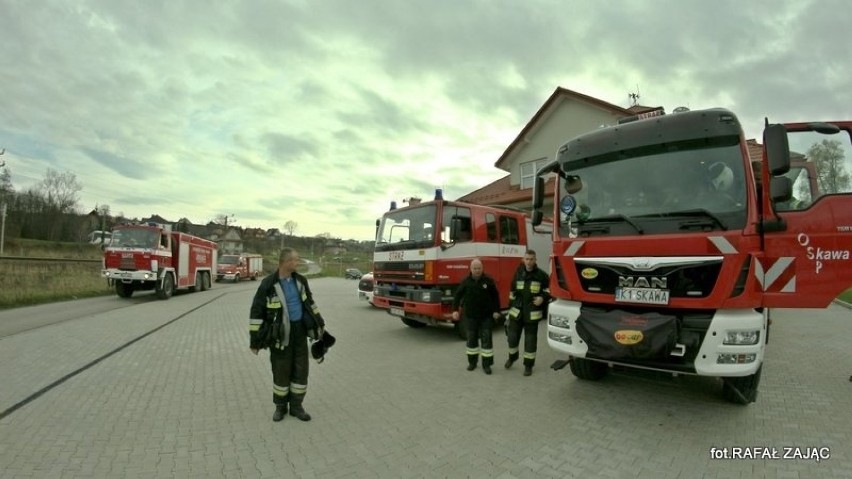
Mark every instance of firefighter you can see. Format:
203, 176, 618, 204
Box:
452, 259, 502, 374
505, 250, 551, 376
249, 248, 326, 423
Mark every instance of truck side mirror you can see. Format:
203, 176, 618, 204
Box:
764, 124, 790, 176
532, 176, 545, 209
531, 210, 543, 227
770, 176, 793, 203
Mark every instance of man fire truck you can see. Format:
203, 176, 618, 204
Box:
102, 223, 217, 299
530, 107, 852, 404
372, 190, 551, 339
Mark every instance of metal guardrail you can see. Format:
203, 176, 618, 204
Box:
0, 256, 102, 264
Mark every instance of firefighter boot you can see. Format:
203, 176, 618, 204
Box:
524, 366, 533, 377
272, 404, 287, 422
467, 356, 477, 371
289, 394, 312, 422
505, 353, 518, 369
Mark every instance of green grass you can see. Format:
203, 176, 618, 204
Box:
839, 289, 852, 304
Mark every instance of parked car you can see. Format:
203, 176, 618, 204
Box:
357, 272, 375, 306
345, 268, 363, 279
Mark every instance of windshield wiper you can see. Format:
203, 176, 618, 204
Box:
637, 209, 727, 231
579, 214, 644, 234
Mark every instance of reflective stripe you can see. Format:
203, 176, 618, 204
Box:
290, 383, 307, 395
530, 311, 543, 320
515, 281, 524, 290
466, 347, 481, 356
508, 347, 519, 354
523, 352, 536, 360
530, 281, 541, 293
250, 318, 263, 331
267, 298, 282, 309
507, 307, 520, 319
273, 384, 289, 397
480, 348, 494, 358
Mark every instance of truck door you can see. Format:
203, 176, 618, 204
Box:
761, 121, 852, 308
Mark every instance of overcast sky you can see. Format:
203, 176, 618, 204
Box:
2, 0, 850, 240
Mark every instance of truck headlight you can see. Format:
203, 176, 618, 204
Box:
549, 314, 572, 329
548, 331, 572, 344
723, 330, 760, 345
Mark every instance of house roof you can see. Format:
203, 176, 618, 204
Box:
457, 174, 555, 206
494, 87, 637, 170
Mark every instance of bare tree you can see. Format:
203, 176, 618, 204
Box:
41, 168, 82, 213
803, 139, 852, 195
284, 220, 298, 236
213, 213, 237, 228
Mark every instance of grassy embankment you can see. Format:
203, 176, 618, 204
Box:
0, 238, 374, 309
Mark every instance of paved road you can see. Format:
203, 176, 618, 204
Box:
0, 278, 849, 478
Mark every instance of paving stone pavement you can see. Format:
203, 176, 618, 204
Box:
0, 278, 849, 478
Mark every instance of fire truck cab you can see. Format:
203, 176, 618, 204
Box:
372, 190, 551, 338
532, 108, 852, 404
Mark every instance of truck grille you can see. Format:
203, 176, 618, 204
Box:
575, 260, 722, 298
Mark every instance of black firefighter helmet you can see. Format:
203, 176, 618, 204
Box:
311, 330, 337, 363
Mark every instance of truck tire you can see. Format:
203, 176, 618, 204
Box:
722, 367, 762, 405
401, 317, 426, 329
569, 357, 609, 380
234, 274, 240, 283
115, 282, 134, 298
156, 273, 175, 300
201, 272, 211, 291
189, 273, 201, 292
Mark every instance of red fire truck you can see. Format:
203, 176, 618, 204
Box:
216, 253, 263, 282
372, 190, 551, 338
531, 108, 852, 404
102, 223, 218, 299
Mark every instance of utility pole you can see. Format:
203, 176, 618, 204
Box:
1, 149, 6, 254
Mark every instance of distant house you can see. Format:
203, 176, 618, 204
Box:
218, 229, 243, 255
458, 87, 660, 213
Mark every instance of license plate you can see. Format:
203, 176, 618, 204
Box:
615, 287, 670, 305
389, 307, 404, 317
120, 272, 132, 278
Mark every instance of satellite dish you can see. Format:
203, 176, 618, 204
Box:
673, 106, 690, 113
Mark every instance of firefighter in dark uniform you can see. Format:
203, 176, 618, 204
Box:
452, 258, 502, 374
505, 250, 551, 376
250, 248, 325, 423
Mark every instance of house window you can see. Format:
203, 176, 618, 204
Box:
520, 158, 549, 190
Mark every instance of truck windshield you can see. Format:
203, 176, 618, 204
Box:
110, 228, 160, 248
219, 256, 239, 264
557, 138, 747, 237
375, 204, 437, 251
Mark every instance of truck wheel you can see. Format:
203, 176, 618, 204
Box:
190, 273, 201, 292
115, 282, 134, 298
201, 272, 211, 291
234, 274, 240, 283
722, 367, 762, 405
156, 273, 175, 300
569, 357, 609, 380
401, 317, 426, 329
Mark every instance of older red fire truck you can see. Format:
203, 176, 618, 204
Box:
531, 108, 852, 404
102, 223, 217, 299
372, 190, 551, 338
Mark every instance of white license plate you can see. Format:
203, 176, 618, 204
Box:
615, 287, 670, 305
389, 307, 404, 317
120, 272, 132, 278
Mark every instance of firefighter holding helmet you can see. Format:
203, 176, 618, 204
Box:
505, 250, 551, 376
